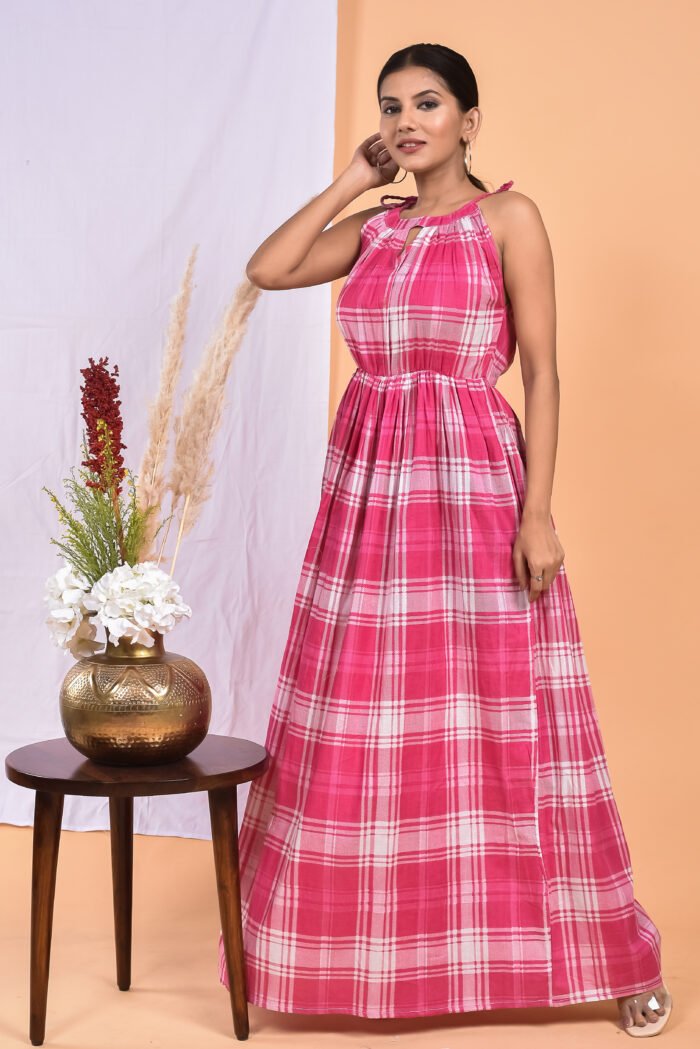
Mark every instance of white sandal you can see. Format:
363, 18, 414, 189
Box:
619, 983, 673, 1037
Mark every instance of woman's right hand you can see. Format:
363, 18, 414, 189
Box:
346, 132, 403, 193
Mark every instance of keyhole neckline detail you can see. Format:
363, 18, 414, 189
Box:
381, 180, 514, 227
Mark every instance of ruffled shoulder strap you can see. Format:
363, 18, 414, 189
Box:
468, 180, 514, 204
379, 181, 513, 211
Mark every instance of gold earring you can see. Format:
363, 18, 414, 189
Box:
464, 139, 472, 175
384, 166, 407, 184
375, 146, 408, 184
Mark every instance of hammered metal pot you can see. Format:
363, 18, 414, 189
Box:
60, 622, 211, 766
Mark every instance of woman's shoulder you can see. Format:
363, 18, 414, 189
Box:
337, 202, 391, 240
358, 202, 393, 228
480, 187, 549, 250
485, 186, 545, 224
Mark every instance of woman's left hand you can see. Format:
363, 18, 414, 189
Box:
512, 514, 565, 603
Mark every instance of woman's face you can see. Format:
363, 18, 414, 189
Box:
378, 66, 479, 172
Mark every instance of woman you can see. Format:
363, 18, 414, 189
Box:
218, 43, 672, 1036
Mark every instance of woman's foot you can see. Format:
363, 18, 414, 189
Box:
617, 984, 672, 1035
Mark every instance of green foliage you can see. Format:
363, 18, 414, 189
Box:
42, 433, 173, 587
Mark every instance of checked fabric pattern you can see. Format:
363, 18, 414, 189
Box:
218, 180, 663, 1017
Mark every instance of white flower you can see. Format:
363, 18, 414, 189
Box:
44, 562, 91, 607
81, 560, 192, 647
44, 559, 191, 655
44, 561, 102, 656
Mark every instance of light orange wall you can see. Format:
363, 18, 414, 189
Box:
331, 0, 700, 920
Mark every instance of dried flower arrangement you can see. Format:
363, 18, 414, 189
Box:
42, 248, 261, 657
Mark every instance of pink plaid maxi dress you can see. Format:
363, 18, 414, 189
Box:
218, 179, 663, 1017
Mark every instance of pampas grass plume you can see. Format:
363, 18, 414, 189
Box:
135, 245, 198, 561
165, 278, 261, 577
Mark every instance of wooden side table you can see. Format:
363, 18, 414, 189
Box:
5, 733, 268, 1045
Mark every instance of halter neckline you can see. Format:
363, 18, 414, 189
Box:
381, 180, 514, 227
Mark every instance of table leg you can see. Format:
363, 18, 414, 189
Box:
208, 787, 249, 1040
30, 790, 64, 1047
109, 796, 133, 991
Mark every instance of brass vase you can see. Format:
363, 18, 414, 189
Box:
60, 620, 211, 766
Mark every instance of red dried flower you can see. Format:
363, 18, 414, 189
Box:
79, 356, 127, 494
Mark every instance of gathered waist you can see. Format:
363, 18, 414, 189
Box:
353, 367, 495, 389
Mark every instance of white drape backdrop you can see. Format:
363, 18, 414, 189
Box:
0, 0, 338, 838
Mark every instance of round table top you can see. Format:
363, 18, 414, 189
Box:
4, 734, 268, 798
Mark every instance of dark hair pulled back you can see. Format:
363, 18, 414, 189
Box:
376, 43, 489, 193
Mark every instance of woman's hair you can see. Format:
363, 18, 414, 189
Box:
376, 43, 489, 193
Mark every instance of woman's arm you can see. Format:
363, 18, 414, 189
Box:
247, 134, 398, 290
501, 192, 559, 519
491, 191, 565, 601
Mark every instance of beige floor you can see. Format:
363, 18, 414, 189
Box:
0, 823, 695, 1049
